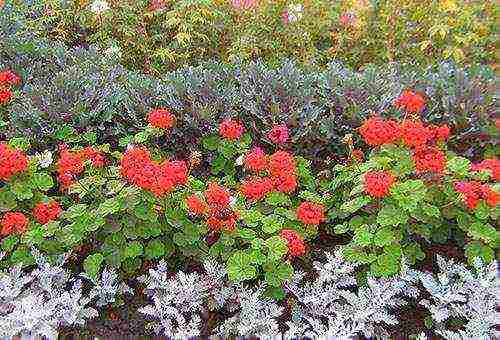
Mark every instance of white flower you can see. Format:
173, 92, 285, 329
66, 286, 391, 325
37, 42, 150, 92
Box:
235, 155, 244, 166
90, 0, 110, 14
229, 196, 237, 208
35, 150, 53, 168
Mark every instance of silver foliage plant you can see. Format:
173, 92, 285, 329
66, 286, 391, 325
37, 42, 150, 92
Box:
405, 255, 500, 340
0, 250, 131, 339
284, 249, 419, 339
138, 259, 283, 339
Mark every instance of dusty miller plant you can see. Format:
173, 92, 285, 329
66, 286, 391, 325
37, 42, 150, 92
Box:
0, 250, 97, 339
138, 259, 283, 338
405, 255, 499, 340
284, 249, 419, 339
82, 267, 133, 308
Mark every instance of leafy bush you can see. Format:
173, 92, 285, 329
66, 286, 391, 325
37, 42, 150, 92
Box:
6, 0, 496, 72
325, 116, 498, 277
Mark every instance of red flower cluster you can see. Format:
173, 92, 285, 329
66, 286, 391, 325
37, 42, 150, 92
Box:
186, 194, 207, 215
0, 89, 12, 105
358, 117, 400, 146
0, 143, 28, 181
57, 148, 85, 188
1, 212, 28, 236
120, 146, 187, 197
204, 182, 238, 231
33, 201, 61, 225
219, 119, 245, 140
244, 147, 267, 173
0, 70, 20, 106
394, 90, 426, 113
279, 229, 306, 256
241, 177, 274, 201
147, 108, 174, 129
454, 181, 498, 210
413, 146, 446, 174
243, 149, 298, 196
431, 124, 451, 142
400, 120, 432, 148
78, 147, 106, 168
267, 124, 289, 144
471, 159, 500, 181
364, 171, 395, 198
296, 201, 325, 225
0, 70, 21, 86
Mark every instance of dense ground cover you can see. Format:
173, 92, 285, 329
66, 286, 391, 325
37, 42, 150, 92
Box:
0, 1, 498, 339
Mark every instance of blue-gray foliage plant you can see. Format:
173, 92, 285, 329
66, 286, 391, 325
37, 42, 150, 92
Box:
0, 249, 132, 339
138, 259, 283, 339
405, 255, 499, 340
0, 249, 97, 339
284, 249, 419, 339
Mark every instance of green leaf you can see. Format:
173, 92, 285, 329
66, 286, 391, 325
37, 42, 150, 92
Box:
10, 181, 33, 200
391, 180, 427, 212
468, 222, 497, 243
226, 251, 257, 282
201, 135, 220, 151
31, 173, 54, 191
264, 262, 293, 287
242, 209, 263, 227
98, 197, 121, 216
8, 137, 30, 151
84, 253, 104, 279
353, 227, 372, 247
262, 214, 284, 234
465, 241, 494, 265
237, 227, 256, 240
0, 189, 17, 212
404, 243, 425, 265
63, 204, 88, 219
340, 195, 371, 214
218, 140, 237, 158
373, 227, 394, 247
145, 239, 165, 260
55, 125, 77, 141
447, 156, 471, 176
1, 235, 19, 252
370, 253, 399, 277
265, 236, 288, 261
265, 192, 291, 206
123, 241, 144, 258
377, 205, 408, 227
422, 203, 441, 218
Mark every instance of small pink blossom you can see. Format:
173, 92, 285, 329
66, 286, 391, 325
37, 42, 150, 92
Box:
232, 0, 257, 10
339, 12, 356, 26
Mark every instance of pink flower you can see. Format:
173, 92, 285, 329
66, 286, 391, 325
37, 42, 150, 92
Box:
339, 12, 356, 26
231, 0, 257, 10
267, 124, 289, 144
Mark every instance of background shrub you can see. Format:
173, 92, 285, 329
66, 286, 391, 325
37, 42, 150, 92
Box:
3, 0, 496, 73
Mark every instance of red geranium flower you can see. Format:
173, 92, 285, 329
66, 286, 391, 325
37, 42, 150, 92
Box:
358, 117, 400, 146
413, 146, 446, 174
33, 201, 61, 225
0, 143, 28, 181
433, 124, 451, 141
244, 147, 268, 173
241, 177, 274, 201
296, 201, 325, 225
364, 171, 395, 198
269, 150, 295, 176
280, 229, 306, 256
57, 149, 85, 188
454, 181, 498, 209
0, 88, 12, 105
400, 120, 432, 148
186, 194, 207, 215
148, 108, 174, 129
219, 119, 245, 140
394, 90, 426, 113
204, 182, 230, 209
0, 70, 21, 86
78, 147, 106, 167
272, 173, 297, 193
1, 212, 28, 236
